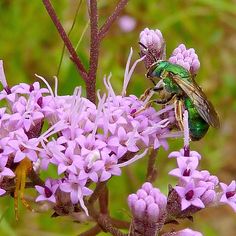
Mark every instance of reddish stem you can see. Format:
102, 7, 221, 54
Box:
99, 185, 109, 214
145, 149, 158, 182
87, 204, 127, 236
79, 224, 101, 236
88, 181, 107, 205
87, 0, 99, 104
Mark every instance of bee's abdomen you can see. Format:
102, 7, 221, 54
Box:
184, 97, 209, 141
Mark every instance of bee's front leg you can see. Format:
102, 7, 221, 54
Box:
140, 87, 154, 101
140, 80, 164, 101
133, 93, 174, 117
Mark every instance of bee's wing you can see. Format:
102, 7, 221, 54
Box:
172, 75, 220, 128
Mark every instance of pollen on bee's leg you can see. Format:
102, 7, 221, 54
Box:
14, 158, 33, 220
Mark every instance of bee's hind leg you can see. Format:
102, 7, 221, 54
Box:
174, 98, 184, 130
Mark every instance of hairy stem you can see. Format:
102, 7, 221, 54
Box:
99, 0, 129, 39
111, 218, 130, 229
87, 0, 99, 104
145, 149, 158, 182
88, 181, 107, 205
99, 185, 109, 214
79, 224, 101, 236
87, 204, 127, 236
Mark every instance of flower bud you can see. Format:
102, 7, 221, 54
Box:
169, 43, 200, 76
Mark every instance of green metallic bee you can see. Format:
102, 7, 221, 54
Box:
144, 60, 220, 141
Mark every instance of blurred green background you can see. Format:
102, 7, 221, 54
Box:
0, 0, 236, 235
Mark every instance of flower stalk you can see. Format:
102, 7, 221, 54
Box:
42, 0, 129, 104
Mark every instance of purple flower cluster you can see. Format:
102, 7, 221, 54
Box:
169, 152, 236, 214
169, 44, 200, 76
128, 182, 167, 235
128, 182, 167, 222
168, 111, 236, 213
139, 28, 200, 76
169, 149, 218, 210
0, 49, 175, 215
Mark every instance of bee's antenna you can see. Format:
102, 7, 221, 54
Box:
138, 42, 157, 62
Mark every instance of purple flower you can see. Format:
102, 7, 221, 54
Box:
175, 182, 205, 210
219, 180, 236, 212
7, 129, 39, 163
76, 134, 106, 156
78, 150, 104, 182
9, 94, 44, 132
169, 156, 202, 183
99, 151, 121, 181
35, 179, 58, 203
118, 15, 136, 32
0, 156, 15, 179
60, 174, 93, 215
169, 43, 200, 75
108, 126, 139, 158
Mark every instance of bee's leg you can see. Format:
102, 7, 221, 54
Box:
140, 87, 154, 101
174, 98, 184, 130
140, 81, 164, 101
133, 93, 174, 116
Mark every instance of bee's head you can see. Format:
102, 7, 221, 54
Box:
146, 60, 166, 85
